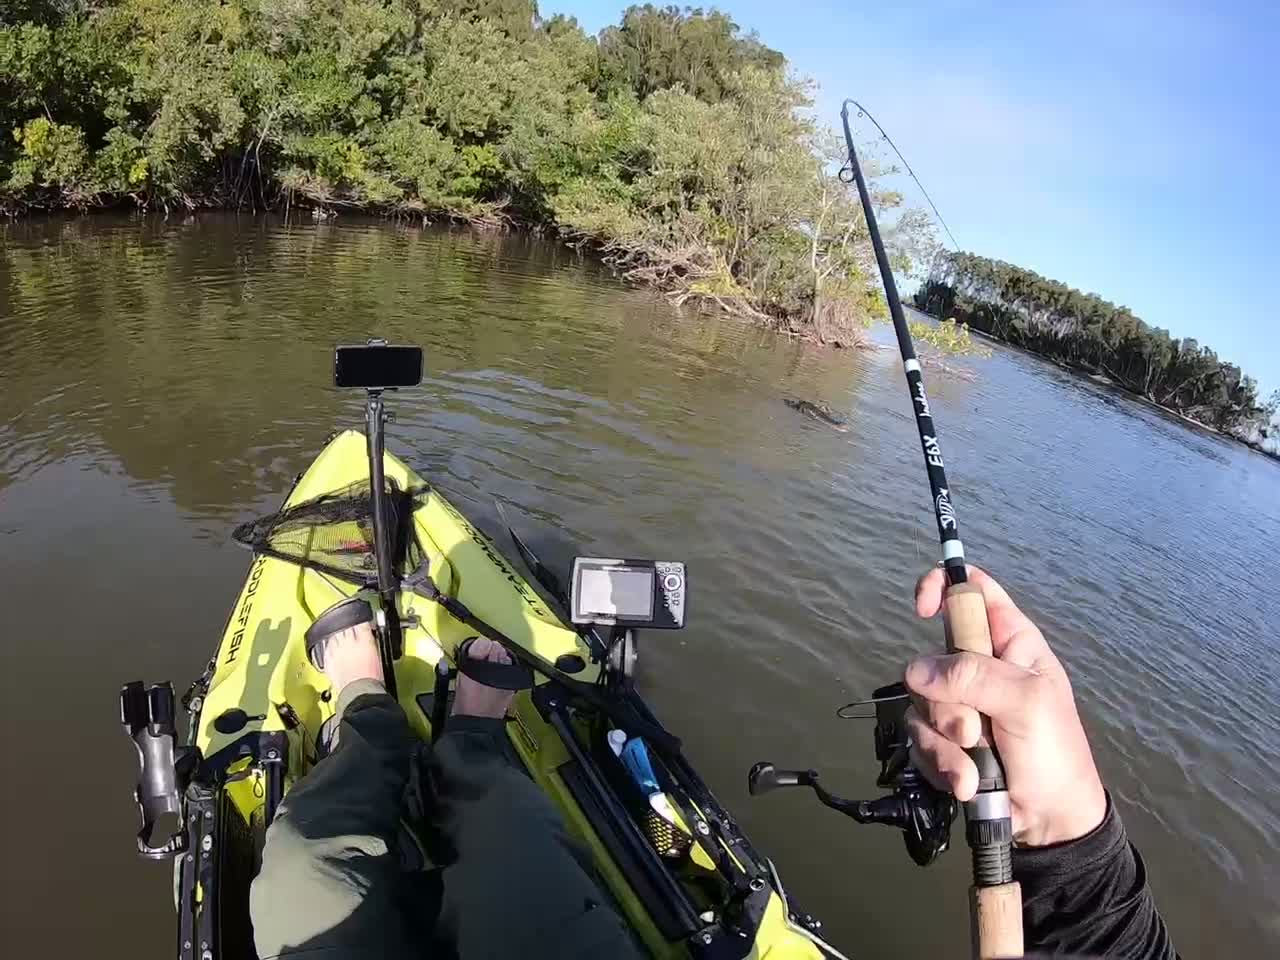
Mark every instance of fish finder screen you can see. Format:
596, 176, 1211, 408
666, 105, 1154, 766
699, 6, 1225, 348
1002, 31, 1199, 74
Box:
578, 567, 654, 619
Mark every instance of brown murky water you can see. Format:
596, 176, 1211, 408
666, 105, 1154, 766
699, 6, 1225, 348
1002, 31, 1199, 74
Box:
2, 214, 1277, 957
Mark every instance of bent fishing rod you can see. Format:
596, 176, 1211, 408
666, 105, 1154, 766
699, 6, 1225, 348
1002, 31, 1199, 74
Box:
840, 99, 1022, 958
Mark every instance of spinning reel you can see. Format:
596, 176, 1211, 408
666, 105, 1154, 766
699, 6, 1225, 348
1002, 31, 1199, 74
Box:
748, 682, 956, 867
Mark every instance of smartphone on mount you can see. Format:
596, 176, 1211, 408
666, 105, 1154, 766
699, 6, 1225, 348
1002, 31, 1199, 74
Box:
334, 343, 423, 389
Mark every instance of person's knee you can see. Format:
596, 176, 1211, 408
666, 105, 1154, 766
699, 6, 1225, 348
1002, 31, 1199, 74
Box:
252, 819, 387, 956
251, 832, 315, 957
256, 815, 305, 888
252, 818, 313, 940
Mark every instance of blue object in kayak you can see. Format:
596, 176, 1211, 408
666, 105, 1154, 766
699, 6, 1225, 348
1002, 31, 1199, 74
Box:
620, 736, 661, 795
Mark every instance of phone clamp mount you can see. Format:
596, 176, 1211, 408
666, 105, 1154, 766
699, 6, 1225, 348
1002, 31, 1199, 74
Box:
333, 339, 427, 694
747, 682, 956, 867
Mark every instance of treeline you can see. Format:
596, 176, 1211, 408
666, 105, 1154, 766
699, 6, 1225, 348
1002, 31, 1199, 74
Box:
1, 1, 928, 338
915, 251, 1277, 437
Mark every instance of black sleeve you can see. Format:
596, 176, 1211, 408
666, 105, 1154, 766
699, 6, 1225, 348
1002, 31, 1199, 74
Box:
1015, 793, 1178, 959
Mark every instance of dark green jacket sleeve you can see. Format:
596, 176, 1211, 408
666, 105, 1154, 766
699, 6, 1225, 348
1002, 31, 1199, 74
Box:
1017, 795, 1178, 959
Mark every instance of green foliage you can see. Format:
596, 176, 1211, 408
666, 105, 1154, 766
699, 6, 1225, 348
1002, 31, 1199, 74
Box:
93, 128, 149, 191
915, 252, 1266, 432
0, 0, 934, 336
437, 0, 537, 39
596, 4, 783, 102
908, 318, 992, 358
8, 117, 89, 192
0, 1, 83, 28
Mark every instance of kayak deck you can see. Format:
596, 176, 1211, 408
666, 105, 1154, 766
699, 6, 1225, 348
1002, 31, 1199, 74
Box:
199, 428, 594, 752
187, 429, 823, 959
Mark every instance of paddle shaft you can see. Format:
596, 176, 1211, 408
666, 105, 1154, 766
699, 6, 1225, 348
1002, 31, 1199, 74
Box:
840, 101, 1022, 958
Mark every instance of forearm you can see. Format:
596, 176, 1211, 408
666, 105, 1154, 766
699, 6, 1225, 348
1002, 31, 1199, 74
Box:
1016, 793, 1177, 959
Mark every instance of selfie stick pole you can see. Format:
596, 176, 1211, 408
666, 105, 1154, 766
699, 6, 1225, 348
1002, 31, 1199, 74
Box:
365, 388, 400, 700
839, 100, 1021, 959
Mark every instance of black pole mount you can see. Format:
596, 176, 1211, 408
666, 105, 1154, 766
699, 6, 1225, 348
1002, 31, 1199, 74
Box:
364, 382, 402, 700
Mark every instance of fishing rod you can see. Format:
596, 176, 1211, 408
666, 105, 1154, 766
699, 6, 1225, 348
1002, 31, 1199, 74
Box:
842, 98, 961, 251
839, 99, 1022, 958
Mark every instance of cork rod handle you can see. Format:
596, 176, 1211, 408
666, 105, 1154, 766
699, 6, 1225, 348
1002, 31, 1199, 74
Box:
944, 581, 1024, 959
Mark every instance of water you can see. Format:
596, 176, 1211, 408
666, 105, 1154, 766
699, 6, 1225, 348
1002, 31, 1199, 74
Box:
2, 214, 1277, 957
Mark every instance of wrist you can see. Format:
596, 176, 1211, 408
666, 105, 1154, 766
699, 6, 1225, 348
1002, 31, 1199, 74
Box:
1013, 792, 1129, 909
1017, 767, 1107, 847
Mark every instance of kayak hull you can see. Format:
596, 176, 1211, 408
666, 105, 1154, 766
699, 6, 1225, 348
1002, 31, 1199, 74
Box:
186, 429, 823, 959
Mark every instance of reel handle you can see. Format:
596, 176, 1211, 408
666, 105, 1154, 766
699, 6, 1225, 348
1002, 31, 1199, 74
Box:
747, 762, 815, 795
944, 582, 1023, 959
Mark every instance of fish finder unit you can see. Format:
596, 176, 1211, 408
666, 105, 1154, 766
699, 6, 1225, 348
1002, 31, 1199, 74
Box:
570, 558, 686, 629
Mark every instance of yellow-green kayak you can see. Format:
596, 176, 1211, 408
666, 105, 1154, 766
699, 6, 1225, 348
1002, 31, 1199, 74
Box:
122, 428, 834, 959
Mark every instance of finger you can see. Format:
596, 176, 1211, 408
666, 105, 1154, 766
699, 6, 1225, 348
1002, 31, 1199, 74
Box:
915, 565, 1048, 661
915, 564, 1010, 617
915, 698, 982, 748
959, 568, 1042, 659
909, 691, 981, 746
905, 651, 1036, 726
914, 567, 946, 618
906, 706, 979, 800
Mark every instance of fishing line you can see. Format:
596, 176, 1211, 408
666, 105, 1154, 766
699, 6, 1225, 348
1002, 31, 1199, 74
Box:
839, 99, 961, 251
838, 100, 970, 587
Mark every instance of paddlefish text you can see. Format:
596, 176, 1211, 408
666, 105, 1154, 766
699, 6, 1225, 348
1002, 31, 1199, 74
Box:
226, 556, 266, 665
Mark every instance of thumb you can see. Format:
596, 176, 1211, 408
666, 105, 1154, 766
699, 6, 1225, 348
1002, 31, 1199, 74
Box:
905, 652, 1035, 724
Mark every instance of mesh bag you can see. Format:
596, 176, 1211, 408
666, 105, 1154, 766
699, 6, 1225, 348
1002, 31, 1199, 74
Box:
233, 480, 429, 585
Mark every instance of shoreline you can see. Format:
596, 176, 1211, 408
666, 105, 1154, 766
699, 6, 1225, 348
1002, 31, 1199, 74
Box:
952, 318, 1280, 462
10, 206, 1271, 462
1, 203, 866, 348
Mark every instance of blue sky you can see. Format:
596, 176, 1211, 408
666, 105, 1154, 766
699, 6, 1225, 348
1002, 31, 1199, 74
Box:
545, 1, 1279, 394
